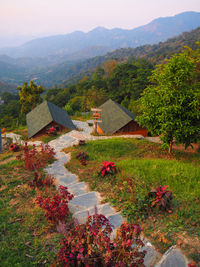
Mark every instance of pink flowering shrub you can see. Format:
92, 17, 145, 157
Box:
27, 171, 55, 188
24, 142, 55, 171
9, 143, 20, 152
57, 213, 145, 266
36, 185, 73, 224
47, 126, 57, 135
148, 185, 172, 211
188, 263, 200, 267
99, 161, 116, 177
78, 139, 86, 146
76, 152, 88, 166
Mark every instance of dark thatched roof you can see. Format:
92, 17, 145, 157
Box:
26, 101, 76, 138
98, 99, 136, 135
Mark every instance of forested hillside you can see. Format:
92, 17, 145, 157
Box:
34, 26, 200, 88
1, 28, 200, 130
0, 81, 17, 94
0, 27, 200, 88
60, 27, 200, 87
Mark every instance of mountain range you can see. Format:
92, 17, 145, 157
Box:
1, 11, 200, 59
0, 11, 200, 90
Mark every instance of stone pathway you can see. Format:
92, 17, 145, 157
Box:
44, 121, 162, 267
5, 120, 188, 267
45, 121, 126, 231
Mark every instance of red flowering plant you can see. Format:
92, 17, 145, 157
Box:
148, 185, 172, 211
9, 143, 20, 152
24, 142, 55, 171
38, 143, 55, 163
47, 126, 57, 135
99, 161, 116, 177
188, 263, 200, 267
108, 223, 145, 266
76, 152, 88, 166
36, 185, 73, 224
78, 139, 86, 146
57, 212, 146, 267
27, 171, 55, 188
24, 143, 42, 170
57, 213, 112, 266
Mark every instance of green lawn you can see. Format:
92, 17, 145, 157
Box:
0, 155, 61, 266
64, 138, 200, 261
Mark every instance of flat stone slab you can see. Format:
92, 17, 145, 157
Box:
155, 246, 188, 267
98, 203, 115, 216
73, 203, 115, 224
56, 173, 78, 186
45, 165, 66, 176
107, 213, 123, 229
141, 242, 161, 267
67, 182, 88, 196
68, 192, 99, 213
55, 152, 69, 163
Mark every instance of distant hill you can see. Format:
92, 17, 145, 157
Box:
0, 11, 200, 58
0, 25, 200, 89
47, 27, 200, 87
0, 81, 17, 95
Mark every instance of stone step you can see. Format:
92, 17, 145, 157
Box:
55, 152, 69, 164
107, 212, 124, 230
45, 165, 67, 176
67, 182, 88, 196
140, 240, 161, 267
155, 246, 188, 267
68, 192, 100, 213
56, 173, 78, 187
73, 203, 116, 224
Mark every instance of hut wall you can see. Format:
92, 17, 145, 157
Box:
31, 121, 67, 139
115, 120, 147, 137
97, 124, 105, 135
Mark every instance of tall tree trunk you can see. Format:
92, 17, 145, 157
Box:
169, 140, 173, 154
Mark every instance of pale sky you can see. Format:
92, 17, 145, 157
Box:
0, 0, 200, 44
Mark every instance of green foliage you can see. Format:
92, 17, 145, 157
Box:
48, 59, 152, 116
65, 138, 200, 257
45, 86, 71, 107
107, 59, 153, 105
137, 49, 200, 152
0, 93, 25, 129
1, 92, 19, 104
18, 80, 45, 114
0, 81, 17, 95
0, 159, 61, 266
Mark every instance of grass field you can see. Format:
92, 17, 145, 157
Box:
0, 151, 62, 266
64, 138, 200, 261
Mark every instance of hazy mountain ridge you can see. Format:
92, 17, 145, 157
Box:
0, 12, 200, 89
0, 81, 17, 94
53, 26, 200, 88
1, 26, 200, 89
1, 11, 200, 58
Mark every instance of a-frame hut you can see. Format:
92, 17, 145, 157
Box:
26, 101, 76, 138
97, 99, 147, 136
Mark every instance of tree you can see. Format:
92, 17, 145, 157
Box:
137, 49, 200, 153
107, 60, 153, 105
1, 92, 19, 105
103, 59, 117, 77
18, 81, 45, 114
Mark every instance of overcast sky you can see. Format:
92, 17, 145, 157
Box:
0, 0, 200, 43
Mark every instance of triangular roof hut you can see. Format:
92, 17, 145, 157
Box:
97, 99, 147, 136
26, 101, 76, 138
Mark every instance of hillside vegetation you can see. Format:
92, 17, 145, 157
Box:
0, 25, 200, 88
0, 81, 17, 94
64, 138, 200, 261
